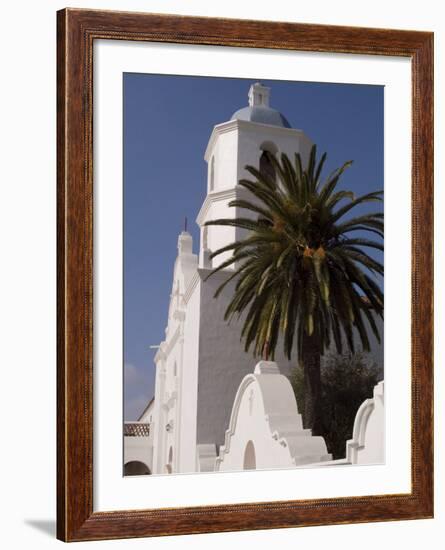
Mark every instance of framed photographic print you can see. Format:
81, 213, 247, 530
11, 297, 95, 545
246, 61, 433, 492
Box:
57, 8, 434, 542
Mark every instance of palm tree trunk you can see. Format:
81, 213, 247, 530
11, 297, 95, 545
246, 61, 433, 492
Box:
301, 332, 323, 436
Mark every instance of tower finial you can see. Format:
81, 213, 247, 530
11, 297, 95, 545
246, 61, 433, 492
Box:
184, 216, 188, 232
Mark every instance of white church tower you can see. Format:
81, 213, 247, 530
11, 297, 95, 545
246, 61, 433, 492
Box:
147, 83, 314, 475
197, 82, 313, 268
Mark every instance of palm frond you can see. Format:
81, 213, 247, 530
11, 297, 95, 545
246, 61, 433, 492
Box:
204, 144, 383, 362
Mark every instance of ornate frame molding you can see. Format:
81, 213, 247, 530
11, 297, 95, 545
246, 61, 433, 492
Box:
57, 8, 433, 541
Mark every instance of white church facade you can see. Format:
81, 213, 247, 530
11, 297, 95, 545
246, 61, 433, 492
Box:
123, 83, 384, 476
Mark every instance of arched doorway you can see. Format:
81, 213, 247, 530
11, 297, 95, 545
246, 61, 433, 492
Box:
124, 461, 151, 476
243, 440, 256, 470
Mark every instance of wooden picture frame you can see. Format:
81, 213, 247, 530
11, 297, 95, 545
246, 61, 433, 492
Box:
57, 8, 434, 542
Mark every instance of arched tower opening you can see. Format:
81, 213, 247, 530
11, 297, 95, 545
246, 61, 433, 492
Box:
259, 142, 278, 183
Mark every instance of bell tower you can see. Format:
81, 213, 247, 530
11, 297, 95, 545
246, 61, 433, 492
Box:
196, 83, 313, 269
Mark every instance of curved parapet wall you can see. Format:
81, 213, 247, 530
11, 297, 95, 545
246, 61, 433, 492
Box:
215, 361, 331, 472
345, 381, 385, 465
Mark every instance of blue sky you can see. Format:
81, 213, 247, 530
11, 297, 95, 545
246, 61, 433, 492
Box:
123, 73, 384, 420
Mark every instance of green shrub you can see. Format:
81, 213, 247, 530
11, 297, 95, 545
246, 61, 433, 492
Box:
290, 353, 381, 459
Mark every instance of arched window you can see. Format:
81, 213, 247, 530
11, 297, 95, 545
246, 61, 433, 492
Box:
243, 440, 256, 470
209, 156, 215, 192
165, 446, 173, 474
260, 150, 276, 183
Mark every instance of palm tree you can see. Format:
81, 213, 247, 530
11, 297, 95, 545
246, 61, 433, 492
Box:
204, 145, 383, 436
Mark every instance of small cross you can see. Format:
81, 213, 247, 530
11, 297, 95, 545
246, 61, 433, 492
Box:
248, 389, 254, 415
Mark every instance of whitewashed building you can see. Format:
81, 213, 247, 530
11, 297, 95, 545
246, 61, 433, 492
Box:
124, 83, 384, 475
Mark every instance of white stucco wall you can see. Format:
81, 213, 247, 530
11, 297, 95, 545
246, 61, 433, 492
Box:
151, 232, 200, 474
216, 361, 331, 472
195, 270, 298, 450
203, 195, 238, 268
236, 122, 313, 185
208, 125, 239, 192
346, 381, 385, 465
199, 118, 313, 269
151, 357, 166, 473
124, 435, 154, 473
178, 274, 201, 472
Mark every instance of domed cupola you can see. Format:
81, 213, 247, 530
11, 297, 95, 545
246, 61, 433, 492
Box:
231, 82, 291, 128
